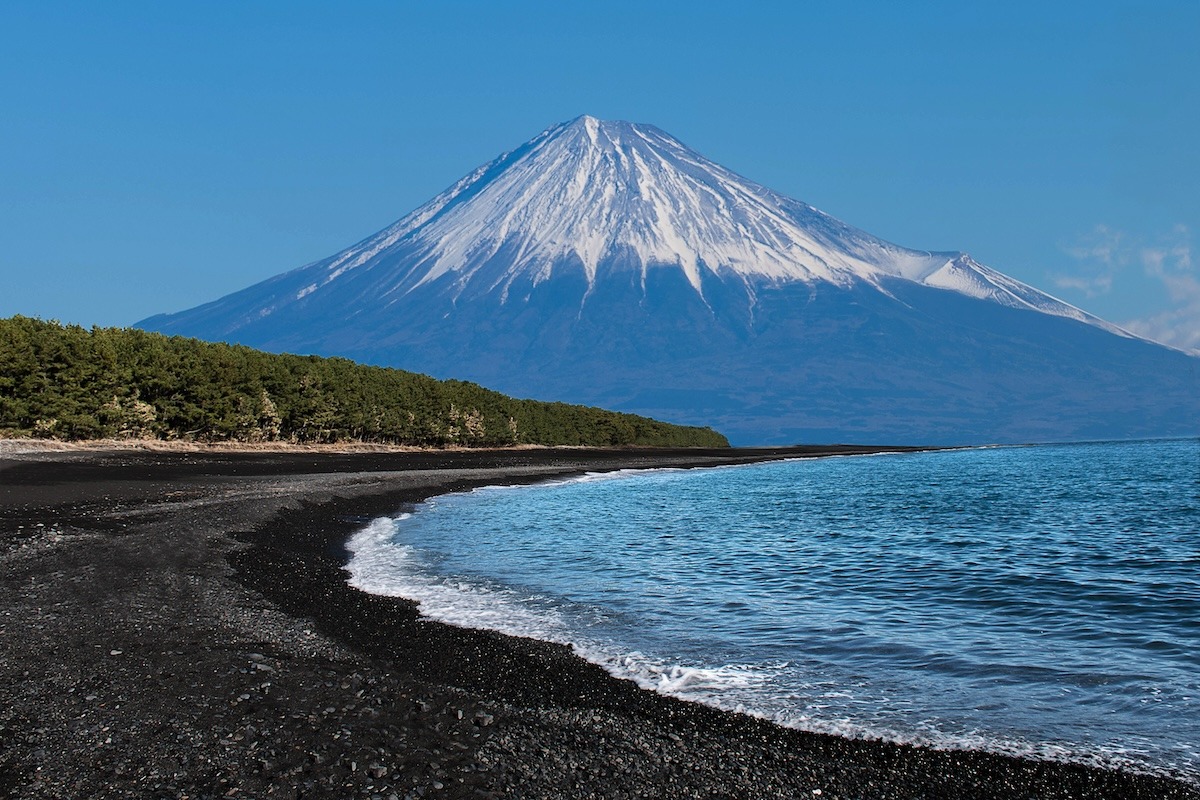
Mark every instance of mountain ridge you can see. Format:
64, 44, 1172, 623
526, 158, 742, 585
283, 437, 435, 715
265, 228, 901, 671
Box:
139, 116, 1198, 445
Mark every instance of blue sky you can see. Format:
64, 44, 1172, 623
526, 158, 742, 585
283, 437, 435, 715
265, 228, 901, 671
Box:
2, 1, 1197, 351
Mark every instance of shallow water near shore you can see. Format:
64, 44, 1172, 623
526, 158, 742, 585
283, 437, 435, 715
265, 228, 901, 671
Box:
347, 439, 1200, 782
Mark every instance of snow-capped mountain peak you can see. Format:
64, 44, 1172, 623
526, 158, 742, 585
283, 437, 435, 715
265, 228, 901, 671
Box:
138, 116, 1197, 446
353, 114, 924, 292
298, 115, 1115, 334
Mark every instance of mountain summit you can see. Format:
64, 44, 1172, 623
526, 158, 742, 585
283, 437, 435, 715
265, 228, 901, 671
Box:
140, 116, 1198, 444
198, 115, 1114, 329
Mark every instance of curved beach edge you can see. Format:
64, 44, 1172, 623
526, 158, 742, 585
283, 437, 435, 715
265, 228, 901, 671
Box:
1, 446, 1194, 799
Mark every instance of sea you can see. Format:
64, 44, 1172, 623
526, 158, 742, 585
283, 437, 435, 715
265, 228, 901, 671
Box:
346, 439, 1199, 783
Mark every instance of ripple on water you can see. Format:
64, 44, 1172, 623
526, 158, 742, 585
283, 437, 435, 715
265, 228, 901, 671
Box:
347, 439, 1200, 783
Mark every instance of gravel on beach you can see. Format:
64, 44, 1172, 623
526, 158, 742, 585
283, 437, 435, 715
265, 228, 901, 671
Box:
1, 445, 1196, 799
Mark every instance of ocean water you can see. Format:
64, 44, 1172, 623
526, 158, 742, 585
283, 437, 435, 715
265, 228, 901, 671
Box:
346, 439, 1200, 781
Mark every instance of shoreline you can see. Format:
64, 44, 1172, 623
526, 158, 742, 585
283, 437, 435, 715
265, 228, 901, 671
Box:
338, 461, 1188, 783
0, 437, 935, 455
1, 446, 1195, 798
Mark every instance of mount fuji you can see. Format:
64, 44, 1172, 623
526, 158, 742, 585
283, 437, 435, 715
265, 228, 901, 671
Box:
139, 116, 1198, 445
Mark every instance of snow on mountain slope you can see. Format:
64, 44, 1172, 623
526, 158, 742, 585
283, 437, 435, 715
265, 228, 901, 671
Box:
914, 253, 1129, 333
138, 116, 1197, 445
275, 115, 1119, 334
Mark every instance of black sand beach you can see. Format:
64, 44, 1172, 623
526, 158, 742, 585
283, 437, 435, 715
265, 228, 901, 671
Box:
1, 444, 1196, 799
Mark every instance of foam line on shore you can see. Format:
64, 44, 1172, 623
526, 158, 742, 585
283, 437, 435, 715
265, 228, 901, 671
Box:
346, 514, 775, 698
8, 445, 1195, 797
343, 463, 1199, 788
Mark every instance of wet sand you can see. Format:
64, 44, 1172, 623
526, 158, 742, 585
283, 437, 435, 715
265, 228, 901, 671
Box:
1, 445, 1195, 799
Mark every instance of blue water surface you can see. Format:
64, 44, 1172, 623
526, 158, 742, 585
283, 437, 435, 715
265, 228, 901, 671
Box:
347, 440, 1200, 780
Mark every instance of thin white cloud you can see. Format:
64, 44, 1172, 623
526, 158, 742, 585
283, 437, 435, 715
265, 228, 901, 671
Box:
1053, 273, 1113, 297
1122, 308, 1200, 353
1063, 224, 1125, 267
1055, 225, 1125, 298
1060, 224, 1199, 354
1126, 225, 1199, 354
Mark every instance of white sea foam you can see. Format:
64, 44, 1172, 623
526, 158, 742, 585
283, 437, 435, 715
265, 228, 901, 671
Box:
343, 443, 1200, 786
587, 650, 776, 699
345, 513, 775, 706
349, 518, 1163, 774
347, 516, 573, 643
512, 467, 682, 488
351, 517, 1105, 773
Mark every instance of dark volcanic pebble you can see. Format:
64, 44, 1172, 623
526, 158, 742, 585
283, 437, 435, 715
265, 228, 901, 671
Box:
1, 445, 1196, 799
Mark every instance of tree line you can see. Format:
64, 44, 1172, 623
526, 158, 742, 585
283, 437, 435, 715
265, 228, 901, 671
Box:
0, 316, 728, 448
